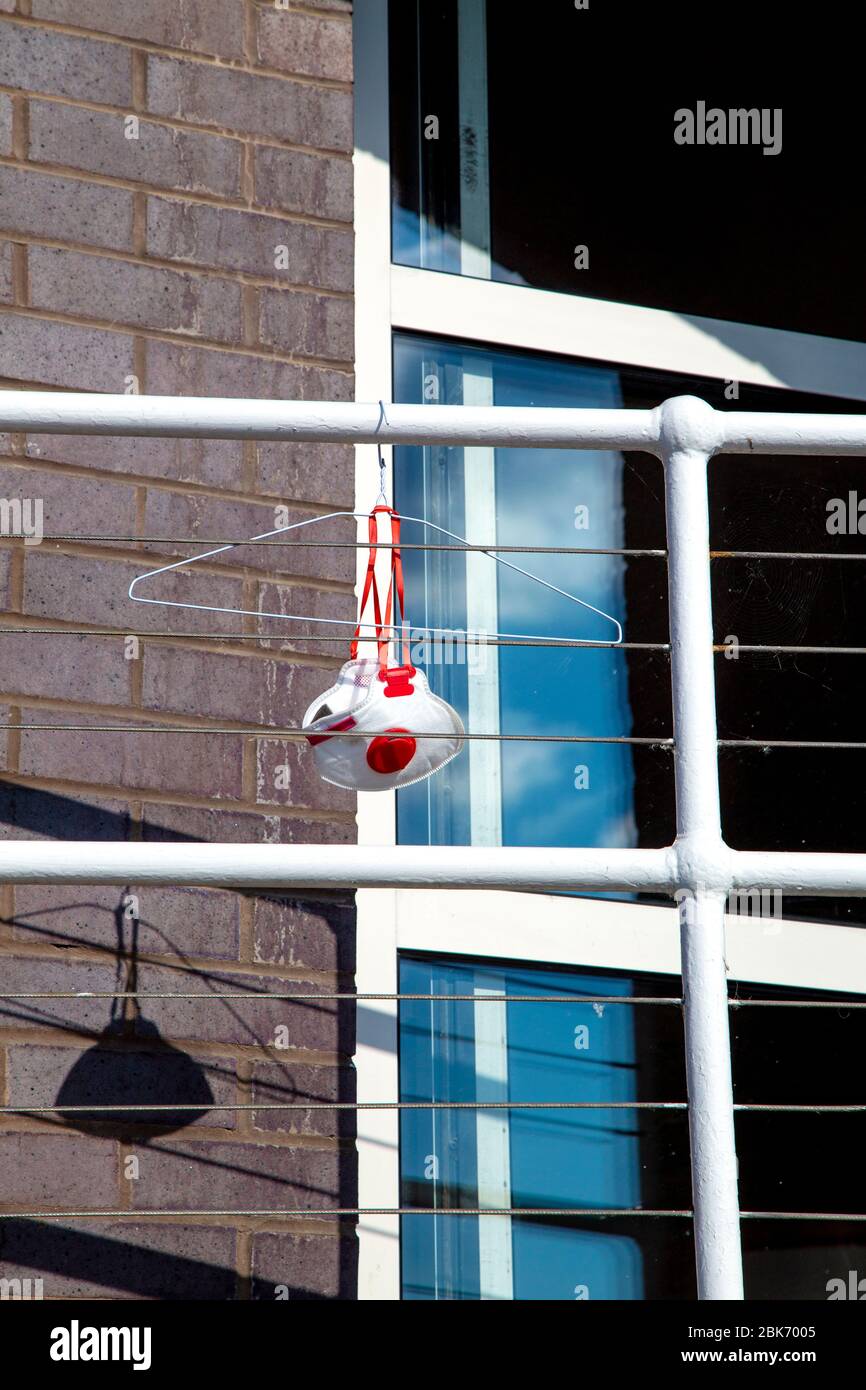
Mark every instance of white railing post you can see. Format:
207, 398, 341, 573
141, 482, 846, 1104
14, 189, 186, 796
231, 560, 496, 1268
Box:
660, 396, 744, 1300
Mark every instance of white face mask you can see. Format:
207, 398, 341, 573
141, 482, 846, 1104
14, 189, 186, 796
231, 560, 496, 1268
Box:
303, 658, 465, 791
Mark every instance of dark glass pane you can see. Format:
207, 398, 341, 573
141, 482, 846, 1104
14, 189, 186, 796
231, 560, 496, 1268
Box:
744, 1224, 866, 1302
733, 981, 866, 1298
390, 0, 866, 341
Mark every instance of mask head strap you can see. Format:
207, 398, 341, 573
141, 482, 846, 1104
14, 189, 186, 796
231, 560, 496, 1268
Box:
349, 506, 411, 672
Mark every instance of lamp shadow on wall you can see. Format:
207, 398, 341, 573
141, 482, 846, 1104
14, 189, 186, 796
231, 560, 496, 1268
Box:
49, 892, 214, 1139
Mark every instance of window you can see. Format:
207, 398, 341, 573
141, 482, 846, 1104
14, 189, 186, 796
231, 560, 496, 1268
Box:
393, 334, 665, 851
390, 0, 866, 342
399, 953, 688, 1300
352, 0, 866, 1300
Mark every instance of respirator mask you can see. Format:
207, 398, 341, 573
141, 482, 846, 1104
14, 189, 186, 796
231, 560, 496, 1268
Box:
303, 506, 465, 791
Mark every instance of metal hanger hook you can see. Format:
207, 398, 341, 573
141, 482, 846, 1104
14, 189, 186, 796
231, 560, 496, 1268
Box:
375, 400, 389, 505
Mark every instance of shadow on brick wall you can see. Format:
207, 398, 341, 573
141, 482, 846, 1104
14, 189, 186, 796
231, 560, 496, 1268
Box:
0, 782, 359, 1300
0, 1217, 359, 1301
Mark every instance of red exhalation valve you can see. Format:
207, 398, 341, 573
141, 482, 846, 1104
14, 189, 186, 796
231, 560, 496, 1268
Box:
366, 727, 417, 775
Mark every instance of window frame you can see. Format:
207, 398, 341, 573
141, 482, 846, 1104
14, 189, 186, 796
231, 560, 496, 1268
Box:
352, 0, 866, 1301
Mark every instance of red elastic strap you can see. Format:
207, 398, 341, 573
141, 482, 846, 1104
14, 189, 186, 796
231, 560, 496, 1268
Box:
349, 510, 385, 660
377, 512, 409, 673
390, 511, 410, 669
351, 507, 410, 672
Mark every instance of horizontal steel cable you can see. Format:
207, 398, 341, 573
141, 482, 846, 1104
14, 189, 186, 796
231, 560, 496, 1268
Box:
0, 992, 681, 1003
0, 1207, 693, 1219
0, 723, 673, 743
714, 644, 866, 655
3, 1100, 864, 1114
3, 1100, 686, 1114
1, 993, 861, 1006
0, 629, 665, 651
8, 627, 866, 656
5, 722, 866, 746
9, 627, 866, 656
711, 550, 866, 560
8, 538, 866, 560
7, 722, 866, 746
718, 738, 866, 749
728, 998, 866, 1007
2, 1207, 864, 1220
7, 537, 666, 554
13, 537, 866, 559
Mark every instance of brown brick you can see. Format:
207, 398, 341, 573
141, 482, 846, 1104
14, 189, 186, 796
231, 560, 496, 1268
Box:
130, 1138, 346, 1211
0, 92, 12, 156
0, 23, 132, 105
11, 883, 240, 959
25, 432, 246, 491
0, 239, 12, 303
129, 492, 243, 568
289, 0, 353, 11
257, 7, 352, 82
0, 167, 134, 251
140, 801, 355, 845
29, 101, 243, 199
141, 642, 331, 725
255, 580, 357, 657
31, 0, 245, 60
0, 955, 119, 1036
251, 1231, 357, 1300
0, 1220, 237, 1299
0, 313, 134, 391
251, 896, 355, 974
0, 545, 12, 606
0, 631, 133, 705
28, 246, 243, 342
0, 783, 133, 840
259, 286, 353, 361
0, 1133, 118, 1207
251, 1060, 355, 1138
256, 734, 354, 814
5, 1042, 239, 1130
255, 441, 354, 507
147, 53, 352, 151
146, 195, 353, 292
133, 963, 352, 1053
144, 337, 351, 405
254, 145, 352, 223
23, 548, 247, 635
18, 710, 245, 798
142, 487, 356, 581
0, 459, 138, 535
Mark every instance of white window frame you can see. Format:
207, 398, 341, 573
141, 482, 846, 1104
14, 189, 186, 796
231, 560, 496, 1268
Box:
353, 0, 866, 1301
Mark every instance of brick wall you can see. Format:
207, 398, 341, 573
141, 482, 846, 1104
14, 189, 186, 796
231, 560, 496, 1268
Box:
0, 1, 358, 1300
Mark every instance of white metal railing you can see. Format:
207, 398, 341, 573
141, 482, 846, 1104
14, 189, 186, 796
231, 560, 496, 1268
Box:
3, 389, 866, 1300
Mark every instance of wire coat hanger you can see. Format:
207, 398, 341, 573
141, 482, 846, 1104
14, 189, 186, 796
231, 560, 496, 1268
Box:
128, 510, 623, 646
128, 408, 623, 646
